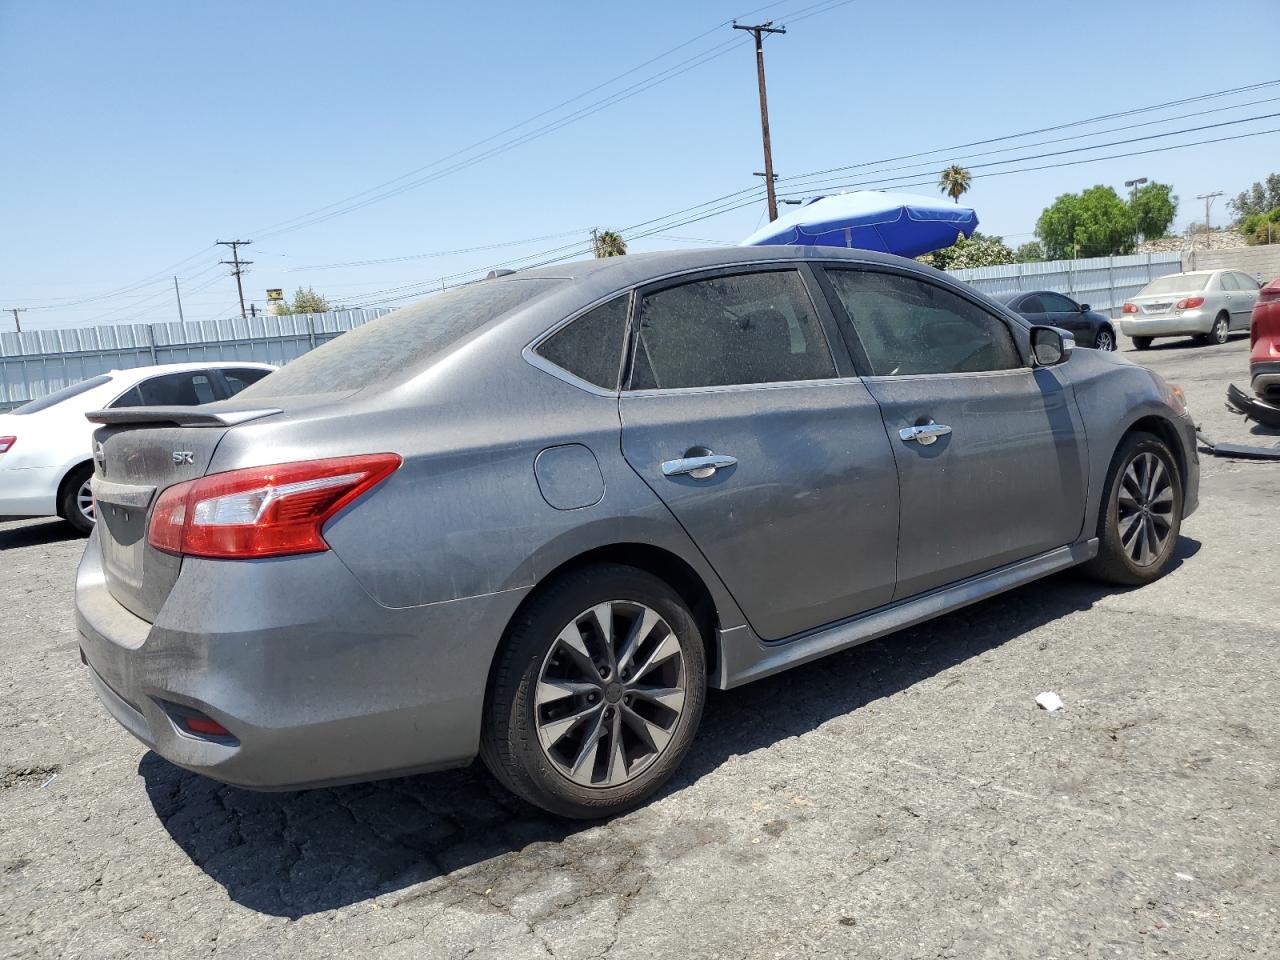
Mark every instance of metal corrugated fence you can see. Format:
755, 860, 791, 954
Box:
0, 309, 390, 411
0, 251, 1186, 411
949, 251, 1184, 317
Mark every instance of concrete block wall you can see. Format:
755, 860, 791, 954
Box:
1183, 245, 1280, 283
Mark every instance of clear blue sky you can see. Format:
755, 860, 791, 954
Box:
2, 0, 1277, 330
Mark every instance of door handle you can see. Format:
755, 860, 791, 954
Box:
661, 454, 738, 479
898, 422, 952, 446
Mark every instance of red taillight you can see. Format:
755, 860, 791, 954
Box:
1122, 303, 1138, 314
0, 436, 15, 453
1176, 296, 1205, 309
1258, 286, 1280, 304
148, 454, 401, 559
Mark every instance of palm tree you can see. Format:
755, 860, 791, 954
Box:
938, 165, 973, 204
592, 229, 627, 258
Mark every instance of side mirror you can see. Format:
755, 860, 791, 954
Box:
1031, 325, 1074, 366
1078, 303, 1091, 312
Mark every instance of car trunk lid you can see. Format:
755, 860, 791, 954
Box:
88, 406, 280, 622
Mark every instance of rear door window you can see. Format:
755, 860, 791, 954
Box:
111, 372, 219, 407
1219, 273, 1240, 291
628, 270, 836, 390
825, 269, 1023, 376
534, 296, 630, 390
1018, 295, 1045, 313
220, 367, 272, 396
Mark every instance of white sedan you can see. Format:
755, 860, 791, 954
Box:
0, 361, 275, 533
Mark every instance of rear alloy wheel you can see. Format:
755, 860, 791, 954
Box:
1084, 432, 1182, 586
1094, 327, 1116, 351
59, 463, 95, 536
1203, 313, 1229, 346
1132, 335, 1153, 351
481, 564, 706, 818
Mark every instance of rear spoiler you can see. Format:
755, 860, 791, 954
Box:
86, 407, 282, 427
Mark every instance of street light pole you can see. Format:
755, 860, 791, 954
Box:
1124, 177, 1148, 203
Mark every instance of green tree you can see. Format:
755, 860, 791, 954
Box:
1242, 208, 1280, 245
937, 164, 973, 204
1229, 173, 1280, 220
1014, 240, 1045, 263
920, 231, 1014, 270
1129, 181, 1177, 240
1035, 186, 1136, 259
592, 229, 627, 258
274, 287, 331, 315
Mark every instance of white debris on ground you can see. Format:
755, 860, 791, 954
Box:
1035, 691, 1065, 712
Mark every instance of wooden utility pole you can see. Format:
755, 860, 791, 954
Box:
5, 308, 24, 333
216, 239, 254, 319
1194, 192, 1222, 250
173, 276, 186, 323
733, 20, 785, 222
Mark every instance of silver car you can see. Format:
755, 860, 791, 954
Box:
1119, 269, 1260, 349
76, 247, 1199, 818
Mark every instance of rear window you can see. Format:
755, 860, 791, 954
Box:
12, 374, 112, 415
239, 279, 564, 397
1141, 274, 1208, 296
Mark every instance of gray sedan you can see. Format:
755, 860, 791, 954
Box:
1119, 269, 1261, 349
76, 247, 1199, 818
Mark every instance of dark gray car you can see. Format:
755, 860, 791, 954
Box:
997, 290, 1118, 351
75, 247, 1199, 818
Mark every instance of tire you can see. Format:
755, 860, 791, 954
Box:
480, 563, 707, 819
1132, 335, 1153, 351
1094, 327, 1116, 351
1201, 313, 1229, 346
58, 463, 96, 536
1083, 432, 1183, 587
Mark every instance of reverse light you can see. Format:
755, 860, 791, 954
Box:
1122, 303, 1138, 314
148, 454, 401, 559
0, 436, 14, 454
1175, 296, 1205, 310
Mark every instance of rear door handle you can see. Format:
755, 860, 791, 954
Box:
661, 454, 737, 479
898, 422, 952, 446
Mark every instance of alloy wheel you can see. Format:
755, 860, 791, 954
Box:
77, 478, 95, 525
1095, 329, 1115, 351
1117, 452, 1174, 566
534, 600, 687, 788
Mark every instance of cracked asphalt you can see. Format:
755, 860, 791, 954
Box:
2, 337, 1278, 959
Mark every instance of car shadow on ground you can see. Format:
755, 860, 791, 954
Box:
141, 537, 1202, 920
0, 518, 82, 550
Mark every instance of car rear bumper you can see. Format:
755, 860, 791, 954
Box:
75, 532, 529, 790
0, 465, 61, 517
1252, 360, 1280, 401
1117, 310, 1210, 337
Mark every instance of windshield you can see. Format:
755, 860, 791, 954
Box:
1140, 274, 1209, 297
238, 279, 565, 398
12, 374, 113, 415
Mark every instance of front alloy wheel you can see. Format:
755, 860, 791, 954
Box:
1094, 328, 1116, 352
1084, 432, 1183, 586
1115, 451, 1175, 566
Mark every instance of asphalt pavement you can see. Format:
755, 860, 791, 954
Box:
2, 334, 1277, 959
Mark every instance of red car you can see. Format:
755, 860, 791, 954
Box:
1251, 278, 1280, 403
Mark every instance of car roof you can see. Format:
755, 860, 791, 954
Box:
106, 360, 276, 381
994, 290, 1072, 304
492, 245, 936, 287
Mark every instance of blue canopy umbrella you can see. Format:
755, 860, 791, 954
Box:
740, 190, 978, 258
